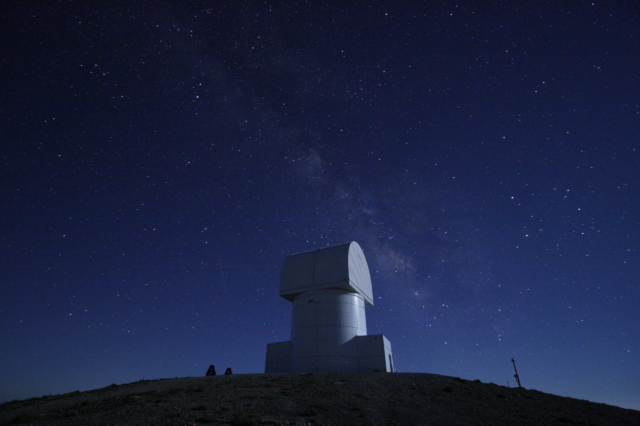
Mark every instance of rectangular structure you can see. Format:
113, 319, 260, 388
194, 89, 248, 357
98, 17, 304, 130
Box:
265, 341, 293, 373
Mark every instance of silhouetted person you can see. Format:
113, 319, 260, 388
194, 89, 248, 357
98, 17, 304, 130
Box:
206, 365, 216, 376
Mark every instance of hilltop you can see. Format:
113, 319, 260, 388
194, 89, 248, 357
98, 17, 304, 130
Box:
1, 372, 638, 425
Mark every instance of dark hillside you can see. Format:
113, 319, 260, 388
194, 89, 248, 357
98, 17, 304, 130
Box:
1, 372, 638, 425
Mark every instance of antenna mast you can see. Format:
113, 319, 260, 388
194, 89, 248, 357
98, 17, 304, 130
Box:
511, 358, 522, 388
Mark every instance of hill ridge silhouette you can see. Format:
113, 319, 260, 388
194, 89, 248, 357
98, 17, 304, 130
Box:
2, 372, 638, 425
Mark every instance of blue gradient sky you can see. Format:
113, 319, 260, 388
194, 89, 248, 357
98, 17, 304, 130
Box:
1, 1, 639, 410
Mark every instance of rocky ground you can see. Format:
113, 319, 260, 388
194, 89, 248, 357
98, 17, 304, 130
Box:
1, 372, 638, 425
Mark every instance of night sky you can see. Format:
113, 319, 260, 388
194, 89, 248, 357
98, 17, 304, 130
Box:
1, 1, 639, 410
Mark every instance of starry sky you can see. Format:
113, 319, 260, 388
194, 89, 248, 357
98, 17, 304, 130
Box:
1, 1, 639, 410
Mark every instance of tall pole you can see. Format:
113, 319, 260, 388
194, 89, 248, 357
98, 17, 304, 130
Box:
511, 358, 522, 388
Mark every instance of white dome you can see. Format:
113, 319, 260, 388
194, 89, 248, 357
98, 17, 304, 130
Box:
279, 241, 373, 306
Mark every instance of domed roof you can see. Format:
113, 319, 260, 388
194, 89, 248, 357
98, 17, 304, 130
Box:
279, 241, 373, 306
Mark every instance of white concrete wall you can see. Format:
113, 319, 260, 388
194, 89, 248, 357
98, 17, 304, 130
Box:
264, 341, 292, 373
354, 335, 394, 372
291, 290, 366, 372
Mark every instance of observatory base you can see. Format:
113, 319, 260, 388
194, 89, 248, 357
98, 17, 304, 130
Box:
265, 335, 393, 373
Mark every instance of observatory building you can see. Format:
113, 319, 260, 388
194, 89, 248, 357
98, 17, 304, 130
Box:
265, 241, 394, 373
